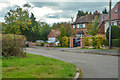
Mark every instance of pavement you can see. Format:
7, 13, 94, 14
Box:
26, 47, 118, 78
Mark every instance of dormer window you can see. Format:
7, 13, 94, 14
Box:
114, 9, 118, 13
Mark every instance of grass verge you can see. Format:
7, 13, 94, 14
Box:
78, 48, 119, 51
2, 53, 77, 78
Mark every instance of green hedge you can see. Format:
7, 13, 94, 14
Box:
103, 39, 120, 47
2, 34, 26, 57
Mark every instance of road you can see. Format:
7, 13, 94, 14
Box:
26, 47, 118, 78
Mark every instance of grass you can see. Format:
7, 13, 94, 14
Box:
2, 53, 77, 78
78, 47, 119, 51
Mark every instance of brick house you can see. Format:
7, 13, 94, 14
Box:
72, 11, 106, 40
47, 29, 60, 43
104, 1, 120, 33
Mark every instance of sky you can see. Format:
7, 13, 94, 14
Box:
0, 0, 118, 25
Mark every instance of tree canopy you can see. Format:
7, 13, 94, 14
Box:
87, 17, 99, 36
2, 7, 51, 41
102, 8, 108, 14
106, 25, 120, 39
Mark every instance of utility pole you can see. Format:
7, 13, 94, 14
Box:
109, 0, 112, 49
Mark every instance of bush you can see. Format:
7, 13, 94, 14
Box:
84, 37, 89, 46
103, 39, 108, 46
40, 42, 44, 46
103, 39, 120, 47
62, 36, 70, 47
112, 39, 120, 47
106, 25, 120, 39
91, 35, 104, 49
2, 34, 26, 57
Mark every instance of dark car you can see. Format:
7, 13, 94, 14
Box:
76, 38, 81, 46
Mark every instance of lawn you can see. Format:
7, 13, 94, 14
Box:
78, 48, 119, 51
2, 53, 77, 78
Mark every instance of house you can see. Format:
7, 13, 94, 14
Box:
71, 11, 106, 40
47, 29, 60, 43
104, 1, 120, 33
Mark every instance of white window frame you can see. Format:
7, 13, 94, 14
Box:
77, 24, 80, 28
73, 25, 76, 28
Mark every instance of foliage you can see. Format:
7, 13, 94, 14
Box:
91, 35, 104, 49
2, 7, 31, 34
2, 7, 51, 42
40, 42, 44, 46
2, 34, 26, 57
39, 22, 51, 41
106, 25, 120, 39
2, 53, 77, 78
84, 37, 90, 46
51, 22, 73, 37
103, 39, 120, 47
102, 8, 108, 14
87, 17, 99, 36
103, 39, 109, 46
76, 10, 93, 19
59, 26, 66, 46
62, 36, 70, 47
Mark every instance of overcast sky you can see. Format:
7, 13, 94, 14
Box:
0, 0, 118, 25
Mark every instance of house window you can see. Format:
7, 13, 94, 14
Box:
114, 9, 118, 13
77, 34, 83, 38
77, 24, 85, 28
73, 25, 76, 28
77, 24, 80, 28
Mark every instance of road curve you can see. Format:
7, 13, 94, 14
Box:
26, 47, 118, 78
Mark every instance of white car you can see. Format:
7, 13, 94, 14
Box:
55, 41, 60, 46
36, 40, 44, 43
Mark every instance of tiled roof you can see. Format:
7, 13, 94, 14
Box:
48, 29, 60, 38
74, 14, 94, 24
105, 1, 120, 21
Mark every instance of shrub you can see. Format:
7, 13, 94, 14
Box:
103, 39, 108, 46
104, 39, 120, 47
111, 39, 120, 47
106, 25, 120, 39
62, 36, 70, 47
2, 34, 26, 57
40, 42, 44, 46
91, 35, 104, 49
84, 37, 89, 46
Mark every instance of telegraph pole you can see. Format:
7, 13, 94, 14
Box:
109, 0, 111, 49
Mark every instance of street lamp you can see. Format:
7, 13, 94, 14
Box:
109, 0, 111, 49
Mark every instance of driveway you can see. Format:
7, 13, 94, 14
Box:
26, 47, 118, 78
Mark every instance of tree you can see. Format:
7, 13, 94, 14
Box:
106, 25, 120, 39
2, 7, 31, 34
59, 26, 66, 46
102, 8, 108, 14
24, 12, 41, 41
40, 22, 51, 41
51, 22, 73, 37
76, 10, 86, 19
89, 12, 92, 15
87, 17, 99, 36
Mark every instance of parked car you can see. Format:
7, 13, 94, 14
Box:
76, 38, 81, 46
55, 41, 60, 46
36, 40, 44, 43
26, 41, 29, 47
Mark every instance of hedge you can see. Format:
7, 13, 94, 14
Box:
103, 39, 120, 47
2, 34, 26, 57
